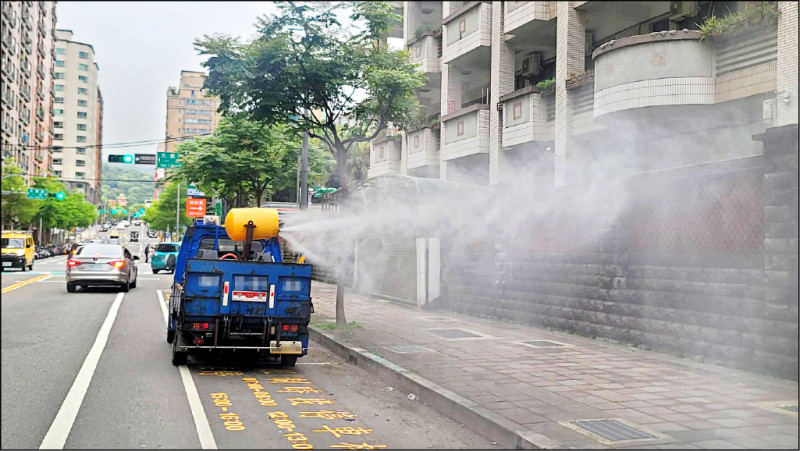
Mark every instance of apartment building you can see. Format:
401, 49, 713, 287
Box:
1, 1, 58, 183
371, 1, 798, 188
164, 70, 221, 153
51, 29, 102, 204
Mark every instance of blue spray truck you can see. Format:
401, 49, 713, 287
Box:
167, 208, 313, 366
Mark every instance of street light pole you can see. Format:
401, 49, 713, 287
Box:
300, 126, 309, 209
176, 181, 180, 239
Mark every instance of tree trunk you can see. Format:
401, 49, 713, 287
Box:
335, 147, 350, 197
335, 284, 347, 327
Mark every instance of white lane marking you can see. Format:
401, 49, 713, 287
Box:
157, 289, 217, 449
39, 292, 124, 449
180, 365, 217, 449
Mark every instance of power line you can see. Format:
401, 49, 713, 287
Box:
12, 132, 213, 151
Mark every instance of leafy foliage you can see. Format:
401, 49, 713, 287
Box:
1, 159, 38, 229
194, 1, 426, 194
101, 164, 155, 206
535, 78, 556, 90
698, 1, 780, 40
141, 181, 193, 233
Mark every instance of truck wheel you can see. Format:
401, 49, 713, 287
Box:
167, 318, 175, 343
67, 282, 77, 293
280, 355, 298, 367
20, 262, 26, 272
172, 334, 187, 366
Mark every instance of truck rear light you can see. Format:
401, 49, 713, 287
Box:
290, 325, 298, 332
192, 322, 210, 330
194, 337, 204, 345
109, 260, 125, 268
67, 260, 81, 267
282, 325, 289, 331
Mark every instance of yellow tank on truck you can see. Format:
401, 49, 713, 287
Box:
224, 208, 280, 241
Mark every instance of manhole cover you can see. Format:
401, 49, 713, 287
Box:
385, 345, 435, 354
426, 329, 480, 339
524, 340, 563, 347
565, 419, 659, 443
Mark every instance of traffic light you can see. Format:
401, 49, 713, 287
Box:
111, 209, 118, 214
108, 154, 134, 164
49, 191, 66, 200
122, 209, 127, 214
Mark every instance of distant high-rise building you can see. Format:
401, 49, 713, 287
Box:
52, 29, 102, 204
164, 70, 221, 153
1, 1, 58, 183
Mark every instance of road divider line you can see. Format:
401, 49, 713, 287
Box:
39, 291, 124, 449
158, 289, 218, 449
2, 273, 52, 293
180, 366, 218, 449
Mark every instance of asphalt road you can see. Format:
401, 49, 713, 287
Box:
1, 224, 496, 449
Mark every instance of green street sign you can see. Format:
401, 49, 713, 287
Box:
215, 201, 221, 216
157, 152, 183, 168
26, 188, 48, 199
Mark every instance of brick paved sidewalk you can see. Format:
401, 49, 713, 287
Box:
309, 282, 798, 449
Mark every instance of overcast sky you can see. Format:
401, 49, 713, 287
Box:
56, 1, 282, 169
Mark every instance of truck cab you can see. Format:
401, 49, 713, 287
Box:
167, 213, 312, 366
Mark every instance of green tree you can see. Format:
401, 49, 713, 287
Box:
1, 158, 38, 230
142, 181, 192, 234
195, 1, 426, 197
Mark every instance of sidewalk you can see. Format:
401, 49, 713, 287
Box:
308, 282, 798, 449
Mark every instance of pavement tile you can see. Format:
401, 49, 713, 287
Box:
709, 418, 752, 428
690, 439, 742, 449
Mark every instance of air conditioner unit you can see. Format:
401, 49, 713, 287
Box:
669, 1, 697, 21
520, 53, 542, 76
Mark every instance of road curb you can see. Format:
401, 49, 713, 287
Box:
309, 325, 562, 449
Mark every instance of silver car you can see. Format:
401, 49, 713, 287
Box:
66, 243, 139, 293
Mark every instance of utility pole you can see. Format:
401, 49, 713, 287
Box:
176, 182, 180, 238
299, 108, 309, 210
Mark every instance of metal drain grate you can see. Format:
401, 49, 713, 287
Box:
525, 340, 564, 347
385, 345, 435, 354
426, 329, 481, 339
569, 419, 657, 442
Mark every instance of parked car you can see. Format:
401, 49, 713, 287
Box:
1, 231, 35, 271
151, 242, 181, 274
66, 243, 139, 292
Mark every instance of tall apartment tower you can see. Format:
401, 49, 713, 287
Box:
51, 29, 102, 204
1, 1, 58, 183
164, 70, 221, 153
372, 1, 798, 188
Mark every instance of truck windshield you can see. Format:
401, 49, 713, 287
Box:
2, 238, 25, 248
199, 237, 264, 253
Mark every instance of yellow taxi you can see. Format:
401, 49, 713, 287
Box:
1, 231, 35, 271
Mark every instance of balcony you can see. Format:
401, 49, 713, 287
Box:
36, 85, 44, 99
368, 134, 402, 178
442, 2, 491, 65
409, 34, 441, 74
3, 6, 17, 26
37, 41, 44, 57
34, 151, 42, 162
21, 61, 31, 78
440, 104, 490, 161
19, 110, 30, 125
20, 86, 31, 101
593, 30, 714, 123
22, 11, 33, 31
36, 107, 44, 120
504, 2, 556, 35
38, 19, 45, 34
37, 63, 44, 79
406, 126, 440, 169
499, 86, 554, 148
2, 34, 17, 54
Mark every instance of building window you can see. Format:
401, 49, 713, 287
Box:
78, 75, 88, 83
54, 121, 63, 128
53, 170, 62, 176
76, 172, 85, 179
79, 51, 88, 59
52, 146, 63, 152
77, 124, 86, 131
77, 99, 87, 106
54, 97, 64, 104
54, 133, 63, 140
54, 109, 63, 115
55, 60, 65, 67
76, 147, 86, 154
55, 48, 65, 55
413, 135, 420, 148
77, 112, 87, 118
186, 99, 196, 104
76, 160, 85, 167
54, 84, 64, 91
53, 158, 62, 165
77, 136, 86, 142
54, 72, 65, 79
456, 120, 464, 136
512, 101, 522, 120
78, 88, 88, 95
78, 63, 88, 71
191, 90, 195, 97
458, 18, 466, 35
